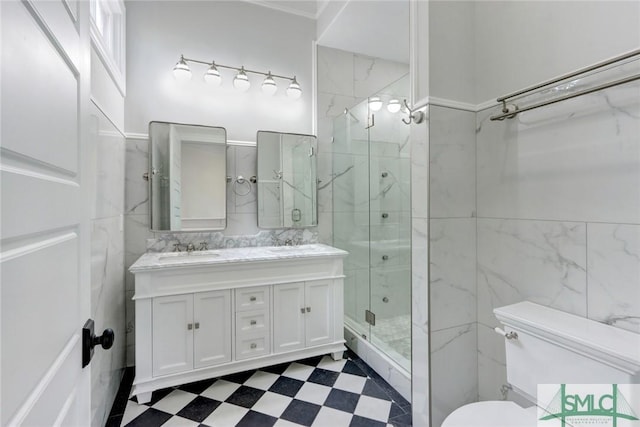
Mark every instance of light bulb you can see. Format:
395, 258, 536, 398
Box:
204, 62, 221, 86
262, 72, 277, 96
172, 55, 191, 82
387, 99, 401, 113
369, 96, 382, 111
286, 77, 302, 99
233, 67, 251, 92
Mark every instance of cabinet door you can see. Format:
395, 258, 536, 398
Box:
305, 280, 333, 347
273, 283, 305, 353
194, 290, 232, 369
153, 294, 194, 376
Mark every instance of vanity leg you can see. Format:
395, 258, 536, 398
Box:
331, 351, 344, 361
136, 392, 152, 405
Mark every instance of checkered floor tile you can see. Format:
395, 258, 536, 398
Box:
108, 351, 411, 427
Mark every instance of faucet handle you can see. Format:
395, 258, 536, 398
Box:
186, 243, 196, 252
173, 243, 182, 252
198, 241, 209, 251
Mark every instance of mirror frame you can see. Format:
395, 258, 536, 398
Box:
256, 130, 318, 229
148, 121, 228, 232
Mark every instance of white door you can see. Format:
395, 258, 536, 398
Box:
194, 290, 232, 368
305, 281, 333, 347
1, 1, 91, 425
152, 295, 194, 376
273, 283, 305, 353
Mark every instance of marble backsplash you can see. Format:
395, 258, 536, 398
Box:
146, 228, 318, 252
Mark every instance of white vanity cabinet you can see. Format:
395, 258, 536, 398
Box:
273, 280, 334, 353
130, 244, 348, 404
152, 290, 232, 377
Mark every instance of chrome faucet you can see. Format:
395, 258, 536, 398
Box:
198, 241, 209, 251
173, 243, 182, 252
186, 243, 196, 253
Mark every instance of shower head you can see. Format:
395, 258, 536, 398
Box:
343, 108, 360, 123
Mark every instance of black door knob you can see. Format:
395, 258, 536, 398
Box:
82, 319, 115, 368
93, 328, 114, 350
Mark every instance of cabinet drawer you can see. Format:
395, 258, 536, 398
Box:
236, 310, 269, 336
235, 287, 270, 312
236, 334, 269, 360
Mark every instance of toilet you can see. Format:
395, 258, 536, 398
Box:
442, 301, 640, 427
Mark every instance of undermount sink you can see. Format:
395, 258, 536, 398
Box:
158, 251, 221, 261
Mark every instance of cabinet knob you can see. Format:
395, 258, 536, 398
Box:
382, 255, 389, 261
249, 296, 257, 302
306, 307, 311, 313
250, 320, 257, 326
187, 323, 193, 330
250, 343, 257, 349
381, 213, 389, 219
300, 308, 305, 314
194, 322, 200, 329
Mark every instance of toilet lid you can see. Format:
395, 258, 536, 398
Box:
442, 401, 537, 427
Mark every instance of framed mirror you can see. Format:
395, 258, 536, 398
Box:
257, 131, 317, 229
149, 121, 227, 231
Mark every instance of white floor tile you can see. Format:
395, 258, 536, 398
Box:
311, 406, 353, 427
251, 391, 293, 418
354, 395, 392, 422
282, 362, 315, 381
317, 355, 347, 372
244, 370, 280, 390
151, 389, 198, 414
295, 382, 332, 405
161, 415, 200, 427
121, 401, 149, 425
333, 373, 367, 394
200, 380, 241, 401
202, 403, 249, 427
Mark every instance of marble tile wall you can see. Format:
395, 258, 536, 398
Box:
428, 106, 478, 426
316, 46, 410, 246
89, 104, 126, 426
475, 81, 640, 400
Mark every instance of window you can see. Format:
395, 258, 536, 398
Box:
90, 0, 126, 94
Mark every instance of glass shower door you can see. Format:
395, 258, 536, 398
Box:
333, 74, 411, 371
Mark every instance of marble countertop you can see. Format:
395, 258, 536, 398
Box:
129, 244, 348, 273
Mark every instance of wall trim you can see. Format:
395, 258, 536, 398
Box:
90, 97, 126, 137
124, 132, 256, 147
243, 0, 317, 20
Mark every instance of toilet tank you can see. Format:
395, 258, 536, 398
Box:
494, 301, 640, 402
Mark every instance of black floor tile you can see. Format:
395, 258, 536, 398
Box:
361, 379, 391, 401
236, 410, 278, 427
176, 396, 221, 422
349, 415, 388, 427
388, 412, 412, 427
341, 360, 367, 377
323, 388, 360, 413
222, 370, 257, 384
259, 362, 290, 375
307, 368, 339, 387
296, 355, 324, 367
280, 399, 321, 426
268, 376, 305, 397
125, 408, 172, 427
389, 402, 407, 419
178, 378, 217, 395
225, 385, 266, 408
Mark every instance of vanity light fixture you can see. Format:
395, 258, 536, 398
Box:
286, 77, 302, 99
262, 72, 277, 95
172, 55, 192, 82
172, 55, 302, 98
204, 62, 221, 86
369, 96, 383, 111
387, 98, 402, 113
233, 67, 251, 92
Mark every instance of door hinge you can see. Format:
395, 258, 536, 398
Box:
365, 309, 376, 326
